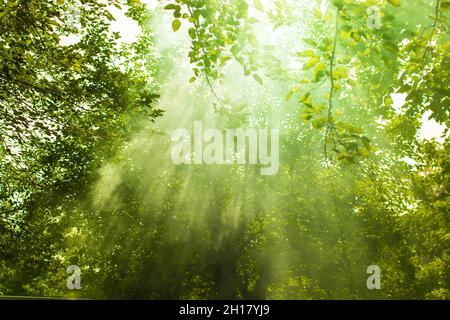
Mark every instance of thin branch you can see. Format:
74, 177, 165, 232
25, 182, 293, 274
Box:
324, 7, 339, 165
423, 0, 441, 63
186, 3, 224, 108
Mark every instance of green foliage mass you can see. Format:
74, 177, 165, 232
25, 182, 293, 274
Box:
0, 0, 449, 299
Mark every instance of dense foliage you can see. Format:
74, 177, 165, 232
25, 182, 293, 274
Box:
0, 0, 448, 299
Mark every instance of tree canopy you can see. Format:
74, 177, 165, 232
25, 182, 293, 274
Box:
0, 0, 449, 299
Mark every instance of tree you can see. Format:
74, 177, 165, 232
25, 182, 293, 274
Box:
0, 0, 448, 300
0, 0, 161, 296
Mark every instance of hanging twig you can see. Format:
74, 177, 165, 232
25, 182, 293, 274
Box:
324, 7, 339, 165
423, 0, 441, 63
186, 3, 224, 108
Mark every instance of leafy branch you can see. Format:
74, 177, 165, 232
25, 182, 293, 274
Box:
185, 2, 224, 107
324, 7, 340, 165
423, 0, 442, 62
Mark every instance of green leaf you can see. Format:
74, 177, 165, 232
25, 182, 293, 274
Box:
442, 2, 450, 12
253, 74, 263, 85
188, 27, 196, 39
312, 117, 327, 129
73, 62, 81, 73
384, 96, 393, 107
333, 0, 344, 9
297, 50, 316, 58
359, 148, 370, 157
303, 38, 317, 46
304, 57, 320, 70
335, 66, 348, 79
299, 93, 312, 106
172, 19, 181, 32
285, 91, 294, 102
361, 137, 371, 149
387, 0, 401, 7
383, 41, 398, 53
164, 4, 181, 11
339, 31, 351, 40
253, 0, 264, 11
104, 11, 115, 21
313, 62, 327, 79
